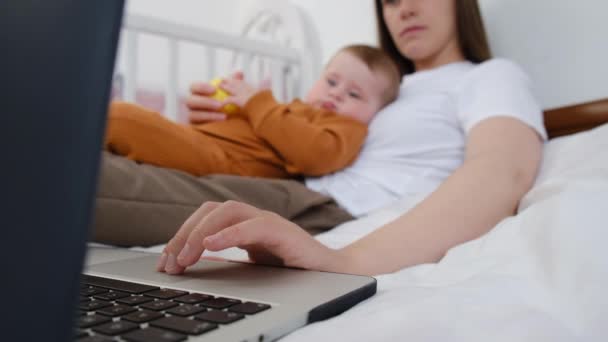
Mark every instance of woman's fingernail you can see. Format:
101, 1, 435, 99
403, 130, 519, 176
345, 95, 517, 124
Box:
177, 243, 192, 264
156, 252, 168, 272
165, 253, 178, 273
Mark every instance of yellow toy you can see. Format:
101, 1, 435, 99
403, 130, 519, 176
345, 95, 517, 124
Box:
210, 78, 240, 115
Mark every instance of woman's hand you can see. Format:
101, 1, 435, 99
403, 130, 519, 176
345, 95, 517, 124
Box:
185, 71, 245, 124
156, 201, 343, 275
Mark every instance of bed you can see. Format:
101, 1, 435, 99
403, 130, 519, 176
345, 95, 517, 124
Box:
109, 1, 608, 340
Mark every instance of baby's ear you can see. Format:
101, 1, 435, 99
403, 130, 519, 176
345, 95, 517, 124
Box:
258, 77, 272, 90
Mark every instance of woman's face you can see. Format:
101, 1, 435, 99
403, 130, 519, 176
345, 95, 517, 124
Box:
381, 0, 464, 70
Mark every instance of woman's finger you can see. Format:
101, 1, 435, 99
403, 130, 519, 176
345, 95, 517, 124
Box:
157, 201, 221, 273
202, 214, 324, 269
176, 201, 268, 268
207, 217, 287, 265
203, 216, 280, 252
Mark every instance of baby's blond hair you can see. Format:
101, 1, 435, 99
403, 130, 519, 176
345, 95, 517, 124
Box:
331, 44, 401, 108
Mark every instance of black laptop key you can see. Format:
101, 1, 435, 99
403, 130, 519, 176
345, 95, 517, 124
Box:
145, 288, 189, 300
174, 293, 213, 304
195, 310, 244, 324
81, 286, 109, 297
166, 304, 207, 317
83, 275, 160, 294
117, 295, 154, 306
80, 300, 112, 311
200, 297, 241, 309
78, 314, 111, 328
123, 309, 165, 323
150, 316, 218, 335
229, 302, 271, 315
96, 304, 138, 317
141, 299, 179, 311
122, 327, 187, 342
77, 336, 115, 342
92, 320, 139, 336
80, 296, 91, 303
94, 290, 130, 301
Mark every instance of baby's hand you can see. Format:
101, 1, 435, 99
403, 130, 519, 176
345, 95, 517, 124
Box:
219, 77, 259, 108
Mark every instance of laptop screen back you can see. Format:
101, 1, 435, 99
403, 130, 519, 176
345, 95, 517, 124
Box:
0, 1, 124, 341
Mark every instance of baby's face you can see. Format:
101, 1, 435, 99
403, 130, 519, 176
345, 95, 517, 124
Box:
305, 51, 388, 124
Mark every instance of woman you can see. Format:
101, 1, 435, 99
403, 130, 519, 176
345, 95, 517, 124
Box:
156, 0, 547, 276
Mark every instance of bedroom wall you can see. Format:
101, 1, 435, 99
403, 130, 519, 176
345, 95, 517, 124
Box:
479, 0, 608, 109
289, 0, 377, 62
125, 0, 240, 33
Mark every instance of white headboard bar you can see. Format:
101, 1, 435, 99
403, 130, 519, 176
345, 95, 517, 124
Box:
120, 14, 305, 119
123, 15, 301, 62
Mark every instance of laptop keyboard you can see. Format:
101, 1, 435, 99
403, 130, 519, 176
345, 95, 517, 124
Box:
76, 275, 271, 341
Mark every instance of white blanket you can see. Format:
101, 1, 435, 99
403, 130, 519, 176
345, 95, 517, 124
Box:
283, 179, 608, 341
281, 125, 608, 341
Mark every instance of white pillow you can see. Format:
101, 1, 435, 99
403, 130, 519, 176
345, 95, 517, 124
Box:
519, 122, 608, 211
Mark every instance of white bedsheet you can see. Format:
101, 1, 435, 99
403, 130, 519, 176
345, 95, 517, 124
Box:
283, 179, 608, 341
135, 124, 608, 341
281, 124, 608, 341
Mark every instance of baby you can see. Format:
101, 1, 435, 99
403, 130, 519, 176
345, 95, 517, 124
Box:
106, 44, 400, 178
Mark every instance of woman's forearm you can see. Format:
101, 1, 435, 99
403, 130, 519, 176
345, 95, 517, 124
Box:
332, 119, 543, 276
334, 157, 530, 275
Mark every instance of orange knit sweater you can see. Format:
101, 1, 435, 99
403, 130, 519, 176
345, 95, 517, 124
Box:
106, 91, 367, 178
196, 90, 368, 177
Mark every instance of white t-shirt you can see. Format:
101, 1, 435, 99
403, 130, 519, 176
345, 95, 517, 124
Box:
305, 58, 548, 217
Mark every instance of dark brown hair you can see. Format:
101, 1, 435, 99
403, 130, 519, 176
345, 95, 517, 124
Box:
375, 0, 492, 76
332, 44, 401, 107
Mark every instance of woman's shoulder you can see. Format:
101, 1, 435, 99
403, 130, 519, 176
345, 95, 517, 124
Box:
454, 57, 545, 138
468, 58, 531, 81
455, 58, 533, 94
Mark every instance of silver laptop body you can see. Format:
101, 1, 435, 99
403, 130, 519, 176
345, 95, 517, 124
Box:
85, 246, 375, 341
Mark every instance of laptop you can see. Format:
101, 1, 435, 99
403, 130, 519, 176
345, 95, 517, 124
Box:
0, 1, 376, 341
